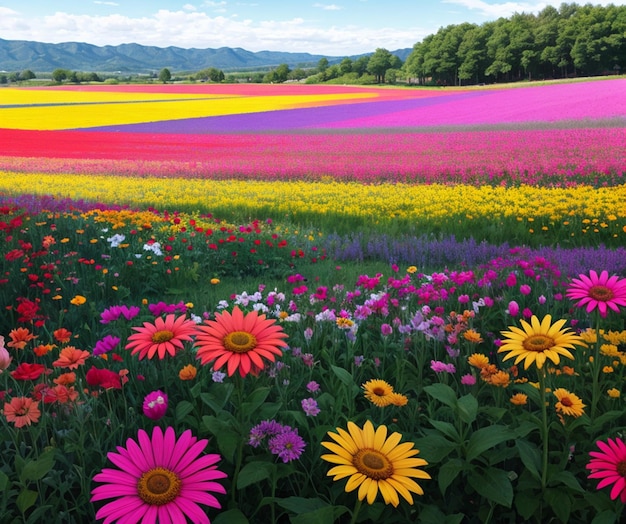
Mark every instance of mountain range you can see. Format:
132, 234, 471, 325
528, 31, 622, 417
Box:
0, 38, 412, 74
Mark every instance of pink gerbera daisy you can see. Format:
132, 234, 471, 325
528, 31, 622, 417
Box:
125, 314, 198, 360
566, 270, 626, 317
194, 306, 288, 377
91, 426, 227, 524
587, 437, 626, 502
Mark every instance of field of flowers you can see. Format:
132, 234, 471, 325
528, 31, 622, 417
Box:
1, 79, 626, 524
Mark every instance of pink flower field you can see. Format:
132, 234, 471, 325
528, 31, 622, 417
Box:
0, 80, 625, 184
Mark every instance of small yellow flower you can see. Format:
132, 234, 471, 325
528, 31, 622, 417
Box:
406, 266, 417, 274
389, 392, 409, 406
336, 317, 354, 329
468, 353, 490, 369
510, 393, 528, 406
362, 379, 394, 407
488, 370, 511, 388
185, 302, 194, 309
463, 329, 483, 344
554, 388, 585, 418
70, 295, 87, 306
607, 388, 621, 399
602, 366, 614, 374
210, 278, 220, 285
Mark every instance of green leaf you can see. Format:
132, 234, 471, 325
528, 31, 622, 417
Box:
424, 383, 458, 409
515, 439, 541, 481
514, 490, 541, 520
202, 415, 240, 463
456, 394, 478, 424
414, 433, 457, 463
241, 387, 271, 417
291, 505, 348, 524
545, 487, 571, 523
437, 458, 465, 495
175, 400, 194, 421
467, 467, 513, 508
212, 508, 249, 524
465, 425, 514, 463
429, 420, 461, 442
16, 488, 38, 513
547, 470, 584, 493
19, 449, 55, 483
236, 461, 275, 489
591, 510, 619, 524
330, 365, 354, 387
277, 496, 329, 514
0, 470, 8, 490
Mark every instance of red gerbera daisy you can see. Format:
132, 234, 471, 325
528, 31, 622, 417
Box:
566, 270, 626, 318
125, 314, 198, 360
587, 437, 626, 502
194, 306, 288, 377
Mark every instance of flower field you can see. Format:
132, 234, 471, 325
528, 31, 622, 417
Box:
1, 79, 626, 523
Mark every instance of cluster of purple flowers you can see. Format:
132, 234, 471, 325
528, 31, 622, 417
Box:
99, 305, 140, 324
248, 420, 306, 463
148, 301, 188, 316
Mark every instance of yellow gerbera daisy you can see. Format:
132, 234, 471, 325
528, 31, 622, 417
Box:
498, 315, 586, 370
321, 420, 430, 507
362, 379, 394, 407
389, 392, 409, 407
509, 393, 528, 406
467, 353, 490, 369
553, 388, 586, 418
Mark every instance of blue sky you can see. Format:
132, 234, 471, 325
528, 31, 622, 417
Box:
1, 0, 625, 56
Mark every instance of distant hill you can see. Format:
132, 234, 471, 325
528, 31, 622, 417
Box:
0, 38, 412, 74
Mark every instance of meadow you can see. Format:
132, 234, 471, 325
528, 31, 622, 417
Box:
0, 79, 626, 524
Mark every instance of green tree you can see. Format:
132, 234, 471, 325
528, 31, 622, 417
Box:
352, 56, 370, 76
52, 69, 68, 83
20, 70, 36, 80
158, 68, 172, 83
317, 57, 329, 73
367, 48, 393, 83
339, 58, 353, 74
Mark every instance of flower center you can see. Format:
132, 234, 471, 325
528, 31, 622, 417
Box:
224, 331, 257, 353
617, 460, 626, 477
137, 467, 181, 506
560, 397, 573, 407
353, 449, 394, 480
151, 330, 174, 343
523, 334, 554, 352
372, 387, 387, 396
588, 285, 614, 302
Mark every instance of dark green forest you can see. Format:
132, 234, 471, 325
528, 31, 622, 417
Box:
403, 2, 626, 85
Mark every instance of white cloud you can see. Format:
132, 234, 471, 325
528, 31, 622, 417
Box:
313, 3, 343, 10
93, 1, 120, 6
183, 4, 198, 11
441, 0, 554, 19
0, 9, 422, 54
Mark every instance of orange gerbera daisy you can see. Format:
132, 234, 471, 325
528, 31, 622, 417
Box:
53, 346, 91, 370
194, 306, 288, 377
53, 328, 72, 344
7, 328, 37, 349
3, 396, 41, 428
125, 314, 198, 360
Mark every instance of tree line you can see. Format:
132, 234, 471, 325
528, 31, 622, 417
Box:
403, 2, 626, 85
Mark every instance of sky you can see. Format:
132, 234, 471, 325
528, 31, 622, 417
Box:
1, 0, 625, 56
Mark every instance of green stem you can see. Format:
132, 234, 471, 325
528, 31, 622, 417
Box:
349, 498, 363, 524
539, 368, 548, 492
590, 312, 602, 420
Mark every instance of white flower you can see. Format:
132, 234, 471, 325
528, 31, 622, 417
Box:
107, 234, 126, 247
